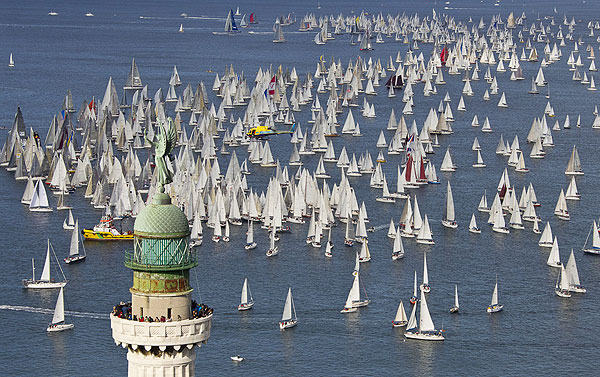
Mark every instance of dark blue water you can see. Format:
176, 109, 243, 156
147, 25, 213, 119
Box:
2, 0, 600, 375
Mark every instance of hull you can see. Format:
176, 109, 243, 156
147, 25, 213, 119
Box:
279, 319, 297, 330
450, 306, 459, 313
64, 255, 86, 264
266, 247, 279, 257
82, 229, 133, 241
442, 219, 458, 228
23, 280, 67, 289
469, 227, 481, 234
555, 289, 571, 298
238, 302, 254, 311
392, 320, 408, 327
244, 242, 257, 250
340, 307, 357, 313
487, 304, 503, 313
47, 323, 74, 332
404, 331, 445, 341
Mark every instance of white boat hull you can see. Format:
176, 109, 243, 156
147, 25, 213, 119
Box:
279, 319, 297, 330
47, 323, 74, 332
238, 302, 254, 311
555, 289, 571, 298
64, 255, 86, 264
340, 307, 357, 313
404, 330, 445, 341
23, 280, 67, 289
487, 304, 503, 313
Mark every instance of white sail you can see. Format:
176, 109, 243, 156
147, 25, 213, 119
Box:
41, 241, 52, 282
558, 265, 570, 291
491, 281, 499, 306
52, 287, 66, 324
246, 221, 254, 244
423, 253, 429, 286
345, 274, 361, 308
69, 219, 81, 257
281, 287, 294, 321
445, 181, 455, 222
565, 249, 582, 288
454, 285, 459, 308
418, 290, 435, 332
394, 301, 407, 323
406, 301, 418, 330
547, 237, 561, 267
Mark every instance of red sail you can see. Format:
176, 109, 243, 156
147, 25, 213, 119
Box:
405, 155, 413, 181
440, 46, 448, 66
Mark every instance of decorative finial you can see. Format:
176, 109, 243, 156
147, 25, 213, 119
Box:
146, 117, 177, 194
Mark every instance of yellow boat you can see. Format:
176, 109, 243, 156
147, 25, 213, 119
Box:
83, 214, 133, 241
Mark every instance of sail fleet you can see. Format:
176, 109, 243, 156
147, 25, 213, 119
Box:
4, 6, 599, 342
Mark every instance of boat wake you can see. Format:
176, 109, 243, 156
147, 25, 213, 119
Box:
0, 304, 108, 320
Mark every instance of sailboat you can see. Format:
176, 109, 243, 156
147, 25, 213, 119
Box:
238, 278, 254, 311
442, 181, 458, 228
404, 289, 444, 341
190, 216, 203, 247
583, 221, 600, 254
279, 287, 297, 330
222, 221, 230, 242
391, 227, 405, 260
565, 146, 584, 175
46, 287, 74, 332
245, 220, 257, 250
266, 226, 279, 257
566, 250, 586, 293
64, 220, 86, 264
23, 240, 68, 288
179, 24, 184, 33
324, 228, 333, 258
273, 19, 285, 43
344, 215, 355, 247
358, 240, 371, 262
214, 9, 241, 35
554, 189, 570, 220
473, 150, 486, 168
29, 179, 53, 212
421, 253, 431, 293
123, 58, 143, 90
469, 213, 481, 234
538, 222, 554, 247
62, 209, 75, 230
416, 214, 435, 244
555, 265, 572, 298
9, 53, 14, 67
410, 271, 418, 305
392, 300, 408, 327
450, 284, 459, 313
487, 278, 503, 313
341, 254, 371, 312
547, 237, 562, 268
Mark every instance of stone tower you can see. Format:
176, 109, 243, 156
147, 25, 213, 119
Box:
110, 191, 212, 377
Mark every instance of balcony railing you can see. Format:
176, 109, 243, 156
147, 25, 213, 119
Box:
110, 313, 212, 348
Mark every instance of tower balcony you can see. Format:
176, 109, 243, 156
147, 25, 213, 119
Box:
111, 313, 212, 350
124, 250, 197, 272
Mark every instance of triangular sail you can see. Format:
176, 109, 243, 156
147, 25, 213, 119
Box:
41, 241, 51, 281
418, 290, 435, 332
454, 285, 459, 308
52, 287, 65, 324
491, 281, 499, 306
241, 278, 249, 305
69, 219, 80, 256
394, 301, 407, 322
406, 301, 418, 330
282, 287, 293, 321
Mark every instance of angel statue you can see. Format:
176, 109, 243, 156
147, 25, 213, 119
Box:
146, 117, 177, 193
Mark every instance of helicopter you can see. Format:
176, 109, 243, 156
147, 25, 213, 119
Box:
246, 122, 297, 139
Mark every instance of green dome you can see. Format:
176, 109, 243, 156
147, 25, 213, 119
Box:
134, 193, 190, 238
